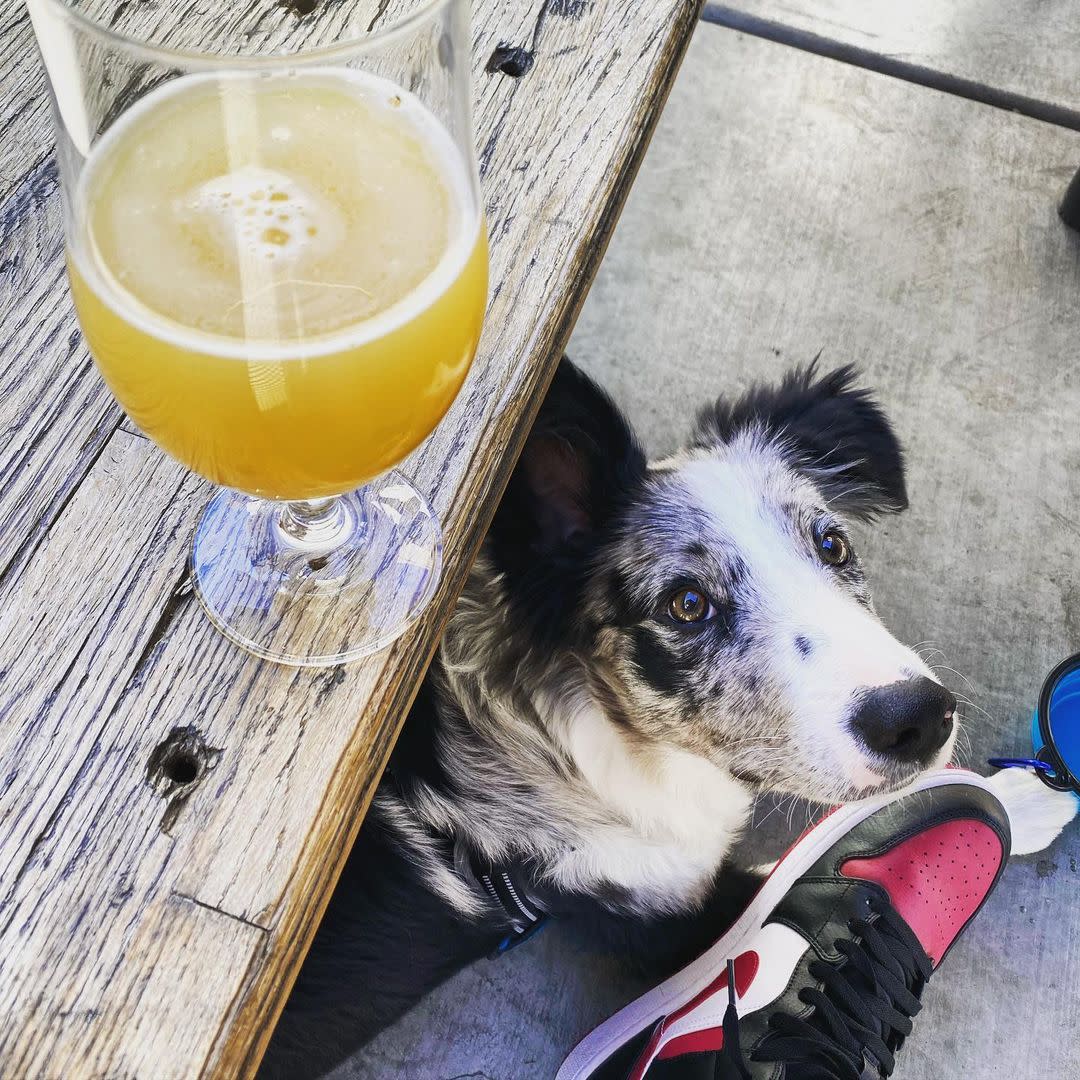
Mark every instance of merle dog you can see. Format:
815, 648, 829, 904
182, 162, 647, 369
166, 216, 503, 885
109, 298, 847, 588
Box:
261, 358, 1071, 1077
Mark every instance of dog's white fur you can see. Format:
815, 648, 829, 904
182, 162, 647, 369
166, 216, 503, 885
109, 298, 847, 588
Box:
986, 768, 1078, 856
546, 693, 753, 906
533, 691, 1076, 908
679, 450, 955, 796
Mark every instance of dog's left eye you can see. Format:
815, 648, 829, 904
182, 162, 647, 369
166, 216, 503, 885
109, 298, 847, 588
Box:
816, 527, 851, 567
666, 588, 717, 624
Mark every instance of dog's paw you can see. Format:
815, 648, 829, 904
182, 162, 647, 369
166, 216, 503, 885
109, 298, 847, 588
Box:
986, 768, 1079, 856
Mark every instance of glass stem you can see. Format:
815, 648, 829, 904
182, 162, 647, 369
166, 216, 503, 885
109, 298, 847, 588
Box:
277, 495, 357, 551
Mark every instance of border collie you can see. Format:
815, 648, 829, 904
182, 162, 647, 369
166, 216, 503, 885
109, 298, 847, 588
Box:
261, 359, 1075, 1077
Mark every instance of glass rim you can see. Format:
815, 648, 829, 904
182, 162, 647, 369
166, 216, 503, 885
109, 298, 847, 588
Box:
33, 0, 456, 69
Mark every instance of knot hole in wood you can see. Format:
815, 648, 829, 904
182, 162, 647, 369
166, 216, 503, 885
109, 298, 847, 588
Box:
280, 0, 318, 16
487, 45, 535, 78
148, 725, 222, 798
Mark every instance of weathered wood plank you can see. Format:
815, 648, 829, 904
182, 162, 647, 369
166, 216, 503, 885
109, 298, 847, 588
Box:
0, 431, 194, 896
0, 1, 703, 1076
0, 5, 128, 580
78, 0, 427, 55
709, 0, 1080, 122
0, 432, 265, 1080
0, 5, 52, 203
0, 152, 122, 592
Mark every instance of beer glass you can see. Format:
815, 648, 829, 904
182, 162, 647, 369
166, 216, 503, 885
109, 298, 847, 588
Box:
29, 0, 488, 665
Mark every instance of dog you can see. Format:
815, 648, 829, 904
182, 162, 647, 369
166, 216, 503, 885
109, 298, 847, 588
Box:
261, 358, 1076, 1077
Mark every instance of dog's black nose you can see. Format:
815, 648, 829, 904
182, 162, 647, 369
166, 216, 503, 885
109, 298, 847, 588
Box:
849, 678, 956, 764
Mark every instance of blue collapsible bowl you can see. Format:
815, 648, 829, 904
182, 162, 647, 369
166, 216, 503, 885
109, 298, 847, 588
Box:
1030, 653, 1080, 796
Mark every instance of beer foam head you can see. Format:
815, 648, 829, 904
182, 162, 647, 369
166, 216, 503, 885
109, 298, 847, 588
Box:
177, 165, 342, 267
77, 69, 482, 355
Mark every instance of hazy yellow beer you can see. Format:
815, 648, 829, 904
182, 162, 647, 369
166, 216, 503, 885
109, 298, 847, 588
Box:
69, 71, 487, 499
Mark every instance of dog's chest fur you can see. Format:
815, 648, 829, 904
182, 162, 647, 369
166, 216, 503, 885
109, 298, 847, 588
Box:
377, 573, 754, 919
546, 697, 754, 909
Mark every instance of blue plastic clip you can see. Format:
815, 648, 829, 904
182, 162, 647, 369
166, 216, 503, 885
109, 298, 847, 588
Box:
496, 914, 551, 955
987, 756, 1055, 774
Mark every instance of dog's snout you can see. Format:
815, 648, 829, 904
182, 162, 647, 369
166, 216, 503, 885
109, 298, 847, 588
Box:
850, 678, 956, 764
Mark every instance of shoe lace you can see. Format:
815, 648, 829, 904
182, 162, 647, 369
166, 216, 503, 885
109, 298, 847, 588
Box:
723, 896, 933, 1080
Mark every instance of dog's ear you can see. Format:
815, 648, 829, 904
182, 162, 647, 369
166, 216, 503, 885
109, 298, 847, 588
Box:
487, 357, 645, 640
497, 357, 646, 551
695, 363, 907, 519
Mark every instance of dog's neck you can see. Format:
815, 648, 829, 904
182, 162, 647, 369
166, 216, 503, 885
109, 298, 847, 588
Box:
532, 680, 754, 912
380, 574, 754, 918
544, 680, 750, 833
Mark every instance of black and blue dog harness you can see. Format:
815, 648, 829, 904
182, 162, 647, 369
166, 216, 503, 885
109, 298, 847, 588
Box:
464, 849, 552, 954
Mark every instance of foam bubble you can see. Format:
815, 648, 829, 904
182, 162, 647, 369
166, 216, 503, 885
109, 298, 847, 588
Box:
177, 165, 341, 266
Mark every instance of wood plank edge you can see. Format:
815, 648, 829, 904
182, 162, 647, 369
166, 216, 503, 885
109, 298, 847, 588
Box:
213, 4, 704, 1076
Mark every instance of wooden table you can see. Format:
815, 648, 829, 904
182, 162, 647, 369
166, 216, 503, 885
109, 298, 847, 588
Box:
0, 1, 701, 1075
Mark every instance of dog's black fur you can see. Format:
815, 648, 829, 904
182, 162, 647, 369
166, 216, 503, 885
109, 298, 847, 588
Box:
262, 704, 762, 1078
259, 357, 914, 1078
487, 360, 649, 653
694, 363, 907, 518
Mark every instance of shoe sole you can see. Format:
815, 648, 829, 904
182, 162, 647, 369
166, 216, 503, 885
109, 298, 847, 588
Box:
554, 768, 997, 1080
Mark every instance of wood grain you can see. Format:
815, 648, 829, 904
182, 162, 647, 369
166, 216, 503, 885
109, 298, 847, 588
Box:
0, 1, 703, 1076
0, 143, 121, 592
0, 5, 51, 203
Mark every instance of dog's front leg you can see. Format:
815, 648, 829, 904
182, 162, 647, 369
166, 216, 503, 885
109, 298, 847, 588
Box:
984, 768, 1078, 855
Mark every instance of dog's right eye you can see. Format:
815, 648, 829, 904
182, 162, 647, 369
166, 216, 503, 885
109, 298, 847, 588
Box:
815, 527, 851, 567
666, 587, 716, 624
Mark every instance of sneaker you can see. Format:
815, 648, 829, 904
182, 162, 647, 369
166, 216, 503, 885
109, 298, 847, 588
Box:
556, 768, 1010, 1080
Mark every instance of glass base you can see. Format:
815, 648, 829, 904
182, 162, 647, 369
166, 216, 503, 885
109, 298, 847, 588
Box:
191, 471, 442, 667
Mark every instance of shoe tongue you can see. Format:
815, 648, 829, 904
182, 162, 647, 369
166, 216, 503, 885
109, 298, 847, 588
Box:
837, 818, 1003, 965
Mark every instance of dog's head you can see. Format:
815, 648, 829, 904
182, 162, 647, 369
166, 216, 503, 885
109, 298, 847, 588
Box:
489, 358, 956, 804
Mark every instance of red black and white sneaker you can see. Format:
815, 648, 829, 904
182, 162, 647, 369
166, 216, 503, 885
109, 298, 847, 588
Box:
557, 768, 1011, 1080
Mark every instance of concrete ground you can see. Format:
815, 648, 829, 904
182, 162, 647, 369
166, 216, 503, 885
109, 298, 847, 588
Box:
330, 10, 1080, 1080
